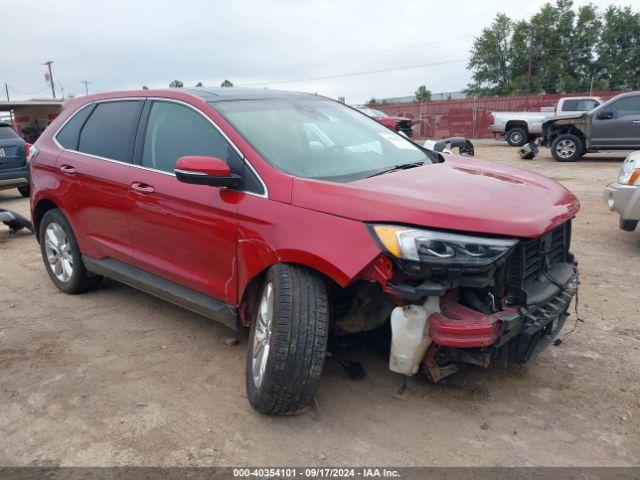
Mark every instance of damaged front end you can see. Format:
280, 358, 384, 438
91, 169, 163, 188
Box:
362, 221, 578, 381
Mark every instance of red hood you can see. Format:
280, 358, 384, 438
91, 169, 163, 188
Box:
291, 155, 580, 238
376, 116, 409, 126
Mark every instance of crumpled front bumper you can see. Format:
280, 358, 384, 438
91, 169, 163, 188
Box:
421, 269, 579, 381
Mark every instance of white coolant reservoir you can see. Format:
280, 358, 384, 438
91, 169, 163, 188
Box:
389, 297, 440, 376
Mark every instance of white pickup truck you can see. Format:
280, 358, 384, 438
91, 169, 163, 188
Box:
489, 96, 603, 146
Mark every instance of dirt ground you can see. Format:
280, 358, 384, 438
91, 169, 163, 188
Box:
1, 140, 638, 467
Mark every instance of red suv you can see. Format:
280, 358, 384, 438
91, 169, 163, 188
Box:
29, 88, 580, 415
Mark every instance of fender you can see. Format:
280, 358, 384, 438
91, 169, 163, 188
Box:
236, 195, 383, 308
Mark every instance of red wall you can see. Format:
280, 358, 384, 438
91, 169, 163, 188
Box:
375, 90, 624, 140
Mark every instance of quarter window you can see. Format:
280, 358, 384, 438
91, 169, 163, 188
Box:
78, 100, 142, 162
56, 104, 94, 150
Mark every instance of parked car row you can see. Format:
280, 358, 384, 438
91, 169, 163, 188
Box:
24, 87, 580, 415
540, 91, 640, 162
489, 96, 603, 147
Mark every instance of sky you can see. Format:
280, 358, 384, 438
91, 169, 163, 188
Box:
2, 0, 639, 104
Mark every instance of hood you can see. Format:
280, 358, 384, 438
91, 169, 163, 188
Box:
377, 116, 410, 124
291, 155, 580, 238
544, 111, 589, 126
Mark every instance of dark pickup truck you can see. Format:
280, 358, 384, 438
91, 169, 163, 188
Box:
0, 122, 31, 197
526, 91, 640, 162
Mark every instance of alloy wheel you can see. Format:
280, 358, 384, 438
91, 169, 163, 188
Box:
252, 281, 274, 388
44, 222, 74, 282
556, 139, 577, 159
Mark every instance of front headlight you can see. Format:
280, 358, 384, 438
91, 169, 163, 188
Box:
618, 151, 640, 185
370, 224, 518, 267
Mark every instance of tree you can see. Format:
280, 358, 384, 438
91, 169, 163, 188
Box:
596, 5, 640, 90
169, 80, 183, 88
466, 0, 640, 96
367, 97, 377, 106
195, 82, 203, 87
220, 79, 234, 87
415, 85, 431, 101
466, 14, 517, 96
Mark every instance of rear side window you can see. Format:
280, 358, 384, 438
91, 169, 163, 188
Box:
78, 100, 142, 162
0, 126, 20, 140
55, 104, 94, 150
561, 99, 599, 112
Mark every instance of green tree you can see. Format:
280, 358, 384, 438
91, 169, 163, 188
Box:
195, 82, 204, 87
571, 4, 602, 91
466, 14, 516, 96
367, 97, 377, 106
415, 85, 432, 101
169, 80, 184, 88
596, 5, 640, 90
466, 0, 640, 96
220, 79, 234, 87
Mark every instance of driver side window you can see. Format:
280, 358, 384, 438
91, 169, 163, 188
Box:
142, 101, 233, 172
608, 96, 640, 119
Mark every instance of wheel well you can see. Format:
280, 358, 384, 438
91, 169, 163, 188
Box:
506, 121, 528, 133
549, 125, 586, 146
238, 262, 342, 328
33, 199, 59, 238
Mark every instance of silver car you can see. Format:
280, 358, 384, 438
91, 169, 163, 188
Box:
604, 151, 640, 231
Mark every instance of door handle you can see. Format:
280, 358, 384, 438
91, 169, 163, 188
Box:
59, 164, 76, 175
633, 120, 640, 124
131, 182, 155, 194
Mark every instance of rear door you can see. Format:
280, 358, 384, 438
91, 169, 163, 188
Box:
54, 99, 143, 263
127, 99, 246, 304
591, 95, 640, 149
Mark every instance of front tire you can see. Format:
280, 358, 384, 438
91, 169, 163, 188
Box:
246, 264, 329, 415
506, 127, 529, 147
39, 209, 103, 294
551, 134, 584, 162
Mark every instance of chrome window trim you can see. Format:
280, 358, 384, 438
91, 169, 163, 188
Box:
174, 169, 208, 176
52, 96, 269, 199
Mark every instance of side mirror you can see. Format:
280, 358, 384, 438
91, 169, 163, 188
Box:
174, 156, 241, 187
598, 110, 614, 120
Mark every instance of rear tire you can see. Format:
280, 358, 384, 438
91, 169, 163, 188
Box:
39, 209, 103, 294
246, 263, 328, 415
506, 127, 528, 147
551, 134, 584, 162
17, 185, 30, 197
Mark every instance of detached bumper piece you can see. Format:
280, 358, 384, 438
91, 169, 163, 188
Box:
422, 271, 578, 382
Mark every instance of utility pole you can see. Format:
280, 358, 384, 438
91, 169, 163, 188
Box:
81, 80, 91, 95
4, 83, 9, 101
43, 61, 56, 99
527, 26, 536, 94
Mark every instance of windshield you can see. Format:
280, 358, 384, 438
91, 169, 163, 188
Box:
212, 98, 435, 182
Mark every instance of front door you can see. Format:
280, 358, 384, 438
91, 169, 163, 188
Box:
127, 100, 241, 304
591, 95, 640, 149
